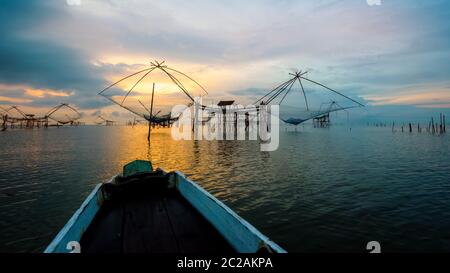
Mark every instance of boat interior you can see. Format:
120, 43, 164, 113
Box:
80, 171, 235, 253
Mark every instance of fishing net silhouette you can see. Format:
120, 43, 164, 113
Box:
255, 71, 364, 125
99, 61, 208, 123
94, 115, 115, 125
46, 104, 81, 124
1, 106, 28, 119
0, 106, 6, 117
94, 116, 105, 125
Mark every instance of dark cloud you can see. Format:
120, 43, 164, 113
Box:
0, 1, 55, 29
0, 0, 110, 109
228, 87, 269, 97
0, 39, 104, 92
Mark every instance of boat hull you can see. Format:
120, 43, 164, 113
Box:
45, 161, 286, 253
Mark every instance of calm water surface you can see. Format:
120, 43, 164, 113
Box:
0, 125, 449, 252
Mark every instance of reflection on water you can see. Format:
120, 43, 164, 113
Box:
0, 125, 449, 252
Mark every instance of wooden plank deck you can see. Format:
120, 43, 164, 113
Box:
80, 189, 235, 253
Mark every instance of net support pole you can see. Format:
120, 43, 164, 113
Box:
148, 83, 155, 141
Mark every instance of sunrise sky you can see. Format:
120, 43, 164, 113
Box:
1, 0, 450, 123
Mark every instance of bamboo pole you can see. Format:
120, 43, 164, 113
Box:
432, 118, 435, 134
1, 114, 7, 131
444, 115, 446, 133
148, 83, 155, 141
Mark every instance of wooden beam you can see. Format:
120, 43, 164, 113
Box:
148, 83, 155, 141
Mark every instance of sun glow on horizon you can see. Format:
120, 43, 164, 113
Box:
364, 87, 450, 108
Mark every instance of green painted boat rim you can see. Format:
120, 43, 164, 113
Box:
123, 160, 153, 177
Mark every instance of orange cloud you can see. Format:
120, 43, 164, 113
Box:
0, 96, 32, 104
25, 88, 71, 98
